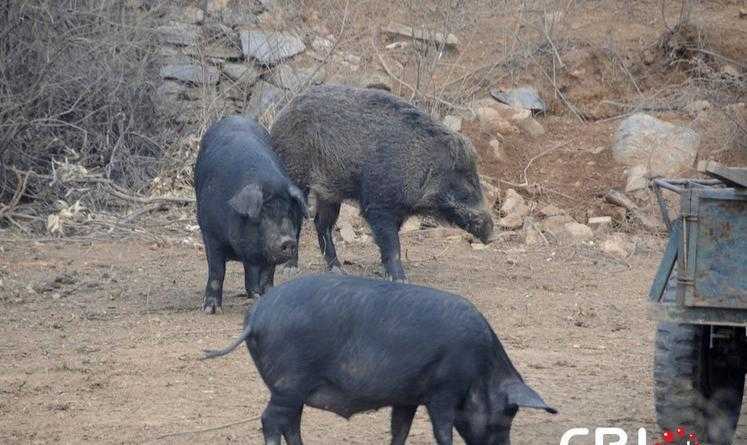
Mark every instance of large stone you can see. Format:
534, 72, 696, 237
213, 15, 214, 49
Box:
270, 65, 325, 92
480, 178, 499, 208
500, 189, 529, 218
157, 23, 200, 46
240, 31, 305, 65
381, 22, 458, 48
601, 233, 634, 257
516, 116, 545, 137
401, 217, 421, 232
185, 44, 242, 60
588, 216, 612, 232
160, 64, 220, 84
563, 222, 593, 242
477, 107, 518, 135
223, 63, 259, 84
540, 214, 574, 235
246, 80, 286, 118
624, 164, 649, 193
490, 86, 547, 113
612, 113, 700, 176
499, 213, 525, 230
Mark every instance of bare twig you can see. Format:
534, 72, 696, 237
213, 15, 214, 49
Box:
148, 415, 261, 442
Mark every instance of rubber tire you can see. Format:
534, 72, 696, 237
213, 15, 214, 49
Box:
654, 321, 745, 444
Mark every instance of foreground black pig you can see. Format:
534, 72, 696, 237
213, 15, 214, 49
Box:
194, 116, 307, 314
202, 274, 556, 444
270, 85, 494, 282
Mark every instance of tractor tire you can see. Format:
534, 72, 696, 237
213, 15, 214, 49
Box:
654, 321, 745, 444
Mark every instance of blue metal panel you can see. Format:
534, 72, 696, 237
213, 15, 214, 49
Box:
681, 188, 747, 309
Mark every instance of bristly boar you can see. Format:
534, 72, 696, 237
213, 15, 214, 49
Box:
202, 274, 556, 445
194, 116, 307, 314
270, 85, 494, 282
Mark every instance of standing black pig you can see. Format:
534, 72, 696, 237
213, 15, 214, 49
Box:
270, 85, 494, 282
194, 116, 307, 314
202, 274, 556, 444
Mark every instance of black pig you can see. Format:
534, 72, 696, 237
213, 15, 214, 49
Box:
270, 84, 494, 282
202, 274, 556, 444
194, 116, 307, 314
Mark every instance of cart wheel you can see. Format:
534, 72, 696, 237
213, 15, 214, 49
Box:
654, 321, 745, 444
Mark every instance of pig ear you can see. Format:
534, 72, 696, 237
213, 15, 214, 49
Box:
288, 185, 309, 219
503, 380, 557, 414
229, 184, 263, 219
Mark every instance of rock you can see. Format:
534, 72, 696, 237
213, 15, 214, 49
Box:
524, 218, 544, 246
157, 80, 188, 98
401, 217, 421, 232
240, 31, 305, 65
624, 164, 649, 193
222, 6, 259, 27
477, 107, 518, 135
157, 23, 201, 46
222, 63, 259, 84
499, 213, 525, 230
612, 113, 700, 176
587, 216, 612, 232
563, 222, 593, 242
338, 221, 357, 243
443, 115, 462, 132
159, 64, 220, 84
684, 100, 712, 117
601, 233, 633, 257
311, 36, 334, 54
740, 7, 747, 18
184, 44, 242, 60
721, 64, 740, 79
540, 214, 573, 235
480, 178, 499, 208
499, 189, 529, 229
488, 139, 507, 162
246, 80, 285, 118
500, 189, 529, 218
338, 203, 364, 228
514, 114, 545, 137
158, 46, 194, 65
271, 65, 325, 92
490, 86, 547, 113
381, 22, 458, 49
539, 204, 564, 217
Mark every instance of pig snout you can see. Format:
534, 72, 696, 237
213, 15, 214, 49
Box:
270, 236, 297, 263
471, 211, 495, 244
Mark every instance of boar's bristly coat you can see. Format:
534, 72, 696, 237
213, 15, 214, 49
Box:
270, 85, 494, 281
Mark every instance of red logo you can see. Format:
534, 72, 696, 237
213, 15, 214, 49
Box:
654, 426, 700, 445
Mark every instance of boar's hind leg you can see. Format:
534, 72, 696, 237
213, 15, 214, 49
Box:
202, 236, 226, 314
390, 405, 417, 445
314, 199, 344, 273
261, 395, 304, 445
365, 209, 407, 282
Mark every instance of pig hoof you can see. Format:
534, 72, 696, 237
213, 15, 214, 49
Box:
249, 292, 261, 299
202, 299, 221, 314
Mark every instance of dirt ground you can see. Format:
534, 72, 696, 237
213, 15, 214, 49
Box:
4, 224, 744, 445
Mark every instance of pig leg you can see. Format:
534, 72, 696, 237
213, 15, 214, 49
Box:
426, 396, 457, 445
258, 265, 276, 294
314, 199, 344, 273
261, 395, 304, 445
365, 210, 407, 282
243, 264, 262, 298
390, 405, 417, 445
202, 236, 226, 314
